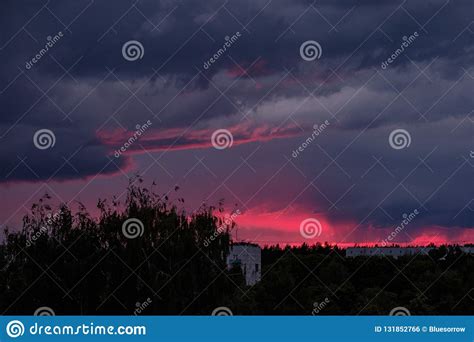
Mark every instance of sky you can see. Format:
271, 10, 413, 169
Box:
0, 0, 473, 246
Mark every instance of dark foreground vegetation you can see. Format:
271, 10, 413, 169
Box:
1, 181, 473, 315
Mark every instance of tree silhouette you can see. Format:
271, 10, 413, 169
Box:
0, 178, 241, 315
0, 180, 472, 315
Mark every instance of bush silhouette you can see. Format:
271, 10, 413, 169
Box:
1, 179, 473, 315
0, 178, 241, 315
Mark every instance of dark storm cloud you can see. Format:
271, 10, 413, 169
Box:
295, 120, 473, 230
0, 123, 128, 182
3, 0, 473, 81
0, 0, 472, 233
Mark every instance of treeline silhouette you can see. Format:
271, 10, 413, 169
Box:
254, 243, 473, 315
0, 181, 472, 315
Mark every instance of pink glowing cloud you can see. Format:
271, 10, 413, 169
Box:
230, 206, 472, 247
97, 121, 302, 157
